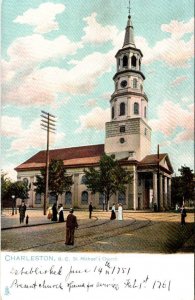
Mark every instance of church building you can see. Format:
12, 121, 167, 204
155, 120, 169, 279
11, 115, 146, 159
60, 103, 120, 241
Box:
15, 11, 174, 210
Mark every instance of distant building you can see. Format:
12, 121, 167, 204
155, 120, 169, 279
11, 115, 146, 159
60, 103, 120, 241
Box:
15, 12, 173, 210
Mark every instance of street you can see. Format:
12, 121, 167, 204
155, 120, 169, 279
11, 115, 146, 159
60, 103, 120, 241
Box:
1, 210, 194, 253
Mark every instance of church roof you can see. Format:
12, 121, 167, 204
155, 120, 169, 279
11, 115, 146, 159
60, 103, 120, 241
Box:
15, 144, 105, 171
15, 145, 173, 174
139, 153, 174, 173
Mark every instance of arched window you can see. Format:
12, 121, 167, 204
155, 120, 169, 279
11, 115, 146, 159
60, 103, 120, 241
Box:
81, 175, 87, 184
23, 178, 29, 185
65, 191, 72, 205
118, 58, 120, 69
131, 55, 137, 68
99, 193, 105, 204
144, 107, 147, 118
123, 55, 128, 67
49, 192, 57, 204
35, 193, 41, 204
118, 191, 126, 204
133, 78, 137, 88
120, 102, 125, 116
81, 191, 88, 204
134, 102, 139, 115
112, 106, 115, 119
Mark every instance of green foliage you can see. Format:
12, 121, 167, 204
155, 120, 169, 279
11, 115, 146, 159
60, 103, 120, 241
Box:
1, 171, 12, 201
84, 154, 132, 208
178, 166, 194, 201
172, 166, 194, 205
33, 159, 73, 199
1, 171, 29, 207
9, 181, 29, 200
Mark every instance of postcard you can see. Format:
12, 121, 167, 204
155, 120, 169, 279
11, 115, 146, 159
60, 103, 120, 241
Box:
1, 0, 194, 299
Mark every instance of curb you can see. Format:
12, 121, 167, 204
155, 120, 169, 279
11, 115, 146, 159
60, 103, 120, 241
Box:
1, 221, 66, 231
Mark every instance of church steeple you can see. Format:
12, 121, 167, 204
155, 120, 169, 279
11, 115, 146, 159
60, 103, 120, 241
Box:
105, 2, 151, 162
123, 15, 135, 48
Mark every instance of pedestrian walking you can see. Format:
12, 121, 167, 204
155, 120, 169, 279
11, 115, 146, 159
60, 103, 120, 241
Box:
117, 203, 123, 220
89, 202, 93, 219
65, 208, 78, 245
18, 200, 27, 224
51, 203, 58, 221
110, 203, 116, 220
58, 204, 65, 222
180, 205, 187, 226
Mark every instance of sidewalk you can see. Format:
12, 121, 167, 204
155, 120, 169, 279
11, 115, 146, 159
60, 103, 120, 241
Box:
1, 209, 54, 229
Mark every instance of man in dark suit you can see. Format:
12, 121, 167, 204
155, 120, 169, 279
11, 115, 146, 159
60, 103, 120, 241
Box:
65, 208, 78, 245
180, 205, 187, 226
89, 202, 93, 219
19, 200, 27, 224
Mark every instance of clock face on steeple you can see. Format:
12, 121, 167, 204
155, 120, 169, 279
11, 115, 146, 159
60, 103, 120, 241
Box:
120, 80, 127, 88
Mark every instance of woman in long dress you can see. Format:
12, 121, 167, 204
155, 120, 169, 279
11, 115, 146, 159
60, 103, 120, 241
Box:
117, 203, 123, 220
51, 203, 58, 221
59, 204, 65, 222
110, 203, 116, 220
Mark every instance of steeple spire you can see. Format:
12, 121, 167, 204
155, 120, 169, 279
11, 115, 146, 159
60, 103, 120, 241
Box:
123, 0, 135, 48
127, 0, 131, 16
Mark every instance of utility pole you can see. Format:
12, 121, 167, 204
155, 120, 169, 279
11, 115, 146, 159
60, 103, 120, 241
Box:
41, 111, 56, 215
157, 144, 160, 212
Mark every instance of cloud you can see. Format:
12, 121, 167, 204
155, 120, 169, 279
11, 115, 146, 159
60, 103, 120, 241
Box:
3, 49, 114, 106
1, 116, 23, 137
84, 99, 97, 107
2, 14, 194, 108
76, 107, 110, 132
3, 34, 82, 75
2, 116, 65, 154
13, 3, 65, 34
171, 76, 188, 87
101, 92, 112, 100
149, 101, 194, 143
161, 18, 194, 39
136, 18, 194, 67
82, 13, 119, 45
1, 163, 17, 181
181, 96, 191, 103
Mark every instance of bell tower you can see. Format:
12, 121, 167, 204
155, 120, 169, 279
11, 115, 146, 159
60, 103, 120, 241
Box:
105, 7, 151, 161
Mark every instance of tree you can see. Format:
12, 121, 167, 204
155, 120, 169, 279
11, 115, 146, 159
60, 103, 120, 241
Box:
171, 176, 183, 206
84, 154, 132, 210
178, 166, 194, 203
8, 181, 29, 200
1, 171, 29, 213
33, 159, 73, 202
1, 171, 12, 207
172, 166, 194, 206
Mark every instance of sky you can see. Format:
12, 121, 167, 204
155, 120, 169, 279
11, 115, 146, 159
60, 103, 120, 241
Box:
1, 0, 194, 180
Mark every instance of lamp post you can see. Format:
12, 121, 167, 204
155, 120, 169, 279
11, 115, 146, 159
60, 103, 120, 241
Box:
41, 111, 56, 215
11, 195, 16, 215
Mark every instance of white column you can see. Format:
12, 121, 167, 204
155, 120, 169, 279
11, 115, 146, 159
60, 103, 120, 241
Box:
127, 96, 131, 117
133, 167, 138, 210
167, 178, 172, 208
164, 177, 168, 208
160, 174, 163, 209
153, 173, 157, 206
